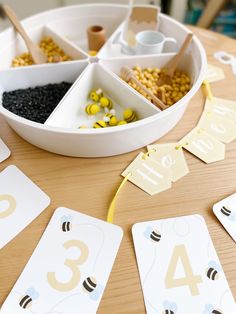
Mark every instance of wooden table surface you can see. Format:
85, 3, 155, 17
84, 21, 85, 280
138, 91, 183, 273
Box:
0, 26, 236, 313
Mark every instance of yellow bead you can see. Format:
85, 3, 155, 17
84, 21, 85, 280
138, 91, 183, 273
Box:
117, 120, 127, 125
85, 103, 100, 115
123, 108, 137, 123
100, 97, 113, 109
89, 88, 103, 102
93, 120, 107, 128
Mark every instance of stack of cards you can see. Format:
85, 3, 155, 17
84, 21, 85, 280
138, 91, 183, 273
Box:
213, 193, 236, 242
1, 207, 123, 314
0, 165, 50, 249
0, 138, 11, 163
132, 215, 236, 313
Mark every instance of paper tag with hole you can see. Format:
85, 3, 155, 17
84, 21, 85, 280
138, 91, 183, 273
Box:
204, 97, 236, 122
122, 153, 171, 196
205, 64, 225, 83
147, 143, 189, 182
181, 127, 225, 163
198, 110, 236, 144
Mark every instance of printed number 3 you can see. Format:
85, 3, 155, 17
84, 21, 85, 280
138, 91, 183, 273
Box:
47, 239, 89, 292
165, 244, 202, 296
0, 194, 16, 219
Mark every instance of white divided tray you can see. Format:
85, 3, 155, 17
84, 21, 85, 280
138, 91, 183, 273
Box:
0, 4, 207, 157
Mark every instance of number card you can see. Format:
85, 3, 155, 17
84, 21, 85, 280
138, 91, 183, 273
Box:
1, 207, 123, 314
213, 193, 236, 243
132, 215, 236, 314
205, 64, 225, 83
204, 97, 236, 123
0, 138, 11, 163
0, 165, 50, 249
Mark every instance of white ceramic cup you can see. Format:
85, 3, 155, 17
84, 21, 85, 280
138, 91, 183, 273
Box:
135, 30, 177, 55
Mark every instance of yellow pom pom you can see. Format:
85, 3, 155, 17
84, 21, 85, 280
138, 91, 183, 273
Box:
93, 120, 107, 128
85, 103, 100, 115
109, 116, 117, 126
117, 120, 127, 125
123, 108, 137, 123
100, 97, 113, 109
89, 88, 103, 102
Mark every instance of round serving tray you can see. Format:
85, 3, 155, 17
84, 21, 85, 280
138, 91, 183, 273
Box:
0, 4, 207, 157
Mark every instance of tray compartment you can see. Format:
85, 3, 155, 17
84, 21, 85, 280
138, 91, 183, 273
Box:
45, 63, 160, 129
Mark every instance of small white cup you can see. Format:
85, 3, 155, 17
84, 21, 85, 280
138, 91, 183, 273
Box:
135, 30, 177, 55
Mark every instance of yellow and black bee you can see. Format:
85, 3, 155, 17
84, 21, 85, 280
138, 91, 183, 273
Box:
19, 287, 39, 309
144, 226, 161, 242
103, 113, 117, 126
123, 108, 137, 123
93, 120, 107, 128
204, 304, 223, 314
220, 205, 236, 221
85, 103, 100, 115
162, 300, 177, 314
89, 88, 103, 102
82, 277, 104, 301
100, 96, 113, 109
206, 261, 221, 280
61, 215, 72, 232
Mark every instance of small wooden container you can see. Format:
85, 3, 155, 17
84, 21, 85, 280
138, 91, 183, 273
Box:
87, 25, 106, 51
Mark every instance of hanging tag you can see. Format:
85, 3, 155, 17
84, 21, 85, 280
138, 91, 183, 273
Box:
181, 127, 225, 163
205, 64, 225, 83
198, 111, 236, 144
122, 152, 171, 196
204, 97, 236, 122
147, 143, 189, 182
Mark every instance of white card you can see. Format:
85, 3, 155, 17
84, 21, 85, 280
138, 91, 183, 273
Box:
132, 214, 236, 314
0, 138, 11, 163
0, 165, 50, 249
213, 193, 236, 243
1, 207, 123, 314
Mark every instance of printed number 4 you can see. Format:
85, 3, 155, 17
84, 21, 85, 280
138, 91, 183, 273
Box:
165, 244, 202, 296
0, 194, 16, 219
47, 239, 89, 292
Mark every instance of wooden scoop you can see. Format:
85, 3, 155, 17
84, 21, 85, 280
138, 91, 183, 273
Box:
157, 33, 193, 86
1, 5, 47, 64
120, 66, 167, 110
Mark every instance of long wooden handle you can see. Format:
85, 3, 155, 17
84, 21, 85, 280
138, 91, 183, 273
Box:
166, 33, 193, 77
2, 5, 35, 50
131, 75, 167, 110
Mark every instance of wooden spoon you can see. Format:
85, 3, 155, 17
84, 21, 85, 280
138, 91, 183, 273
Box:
2, 5, 47, 64
157, 33, 193, 86
120, 66, 168, 110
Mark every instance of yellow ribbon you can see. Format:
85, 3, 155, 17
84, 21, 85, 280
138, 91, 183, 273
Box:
202, 80, 213, 101
107, 173, 132, 223
142, 148, 156, 160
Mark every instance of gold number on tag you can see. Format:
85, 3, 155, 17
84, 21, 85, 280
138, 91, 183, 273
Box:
47, 239, 89, 291
0, 194, 16, 219
165, 244, 202, 296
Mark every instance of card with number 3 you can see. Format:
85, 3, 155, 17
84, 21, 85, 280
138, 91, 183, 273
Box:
132, 215, 236, 314
1, 207, 123, 314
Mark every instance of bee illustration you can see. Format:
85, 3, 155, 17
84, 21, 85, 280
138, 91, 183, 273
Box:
82, 277, 104, 301
206, 261, 221, 280
19, 287, 39, 309
60, 215, 72, 232
220, 205, 236, 221
162, 300, 178, 314
144, 226, 161, 242
89, 88, 103, 102
203, 304, 223, 314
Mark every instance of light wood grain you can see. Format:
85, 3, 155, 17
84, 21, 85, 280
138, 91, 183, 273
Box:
0, 26, 236, 313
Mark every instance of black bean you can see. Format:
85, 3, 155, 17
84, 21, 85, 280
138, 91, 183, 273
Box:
2, 81, 72, 124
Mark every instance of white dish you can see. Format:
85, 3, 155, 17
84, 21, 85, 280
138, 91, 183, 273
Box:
0, 4, 207, 157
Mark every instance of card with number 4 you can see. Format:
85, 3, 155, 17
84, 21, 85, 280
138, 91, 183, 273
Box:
213, 193, 236, 243
132, 214, 236, 314
1, 207, 123, 314
0, 165, 50, 249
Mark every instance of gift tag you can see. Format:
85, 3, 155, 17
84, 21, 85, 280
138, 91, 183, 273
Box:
1, 207, 123, 314
122, 152, 171, 195
0, 165, 50, 249
182, 127, 225, 163
213, 193, 236, 243
205, 64, 225, 83
198, 111, 236, 143
204, 97, 236, 122
147, 143, 189, 182
0, 138, 11, 163
132, 214, 236, 314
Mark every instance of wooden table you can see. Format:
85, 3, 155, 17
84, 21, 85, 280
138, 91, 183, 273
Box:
0, 26, 236, 313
